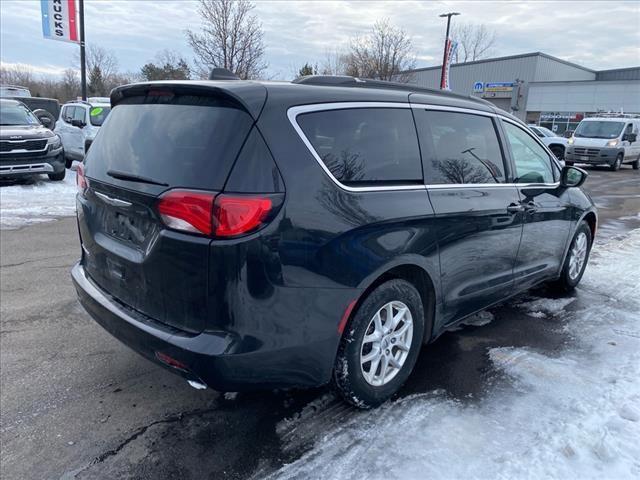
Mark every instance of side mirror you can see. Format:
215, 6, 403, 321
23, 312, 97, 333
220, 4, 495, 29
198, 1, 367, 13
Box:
623, 133, 637, 143
561, 165, 588, 188
71, 119, 85, 128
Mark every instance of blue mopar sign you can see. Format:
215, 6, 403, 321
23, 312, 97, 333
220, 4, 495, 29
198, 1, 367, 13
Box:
473, 81, 484, 93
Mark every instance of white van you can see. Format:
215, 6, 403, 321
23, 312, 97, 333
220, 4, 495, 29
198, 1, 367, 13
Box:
565, 115, 640, 170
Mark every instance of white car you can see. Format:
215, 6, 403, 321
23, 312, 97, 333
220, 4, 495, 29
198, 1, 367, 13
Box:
54, 100, 111, 166
528, 125, 569, 160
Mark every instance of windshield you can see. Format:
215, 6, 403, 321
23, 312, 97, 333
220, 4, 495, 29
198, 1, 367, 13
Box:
0, 86, 31, 97
574, 121, 624, 139
0, 102, 40, 126
537, 126, 556, 137
89, 106, 111, 126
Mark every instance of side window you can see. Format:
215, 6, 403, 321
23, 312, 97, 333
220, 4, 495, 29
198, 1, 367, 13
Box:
625, 124, 633, 135
297, 108, 422, 185
532, 128, 545, 139
414, 110, 505, 184
73, 106, 87, 123
62, 106, 75, 123
503, 121, 555, 184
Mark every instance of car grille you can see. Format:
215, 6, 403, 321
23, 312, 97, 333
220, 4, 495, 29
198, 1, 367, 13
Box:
573, 147, 600, 157
0, 139, 48, 153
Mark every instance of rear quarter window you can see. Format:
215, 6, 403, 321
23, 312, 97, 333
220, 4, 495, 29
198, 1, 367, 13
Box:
297, 107, 422, 186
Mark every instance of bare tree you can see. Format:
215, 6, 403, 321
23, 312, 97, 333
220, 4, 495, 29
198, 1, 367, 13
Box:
0, 64, 36, 89
319, 49, 348, 75
451, 23, 497, 63
344, 19, 416, 82
141, 49, 191, 81
186, 0, 266, 79
74, 44, 119, 81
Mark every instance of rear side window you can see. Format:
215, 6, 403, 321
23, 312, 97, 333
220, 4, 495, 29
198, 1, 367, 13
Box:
414, 110, 505, 184
502, 121, 555, 184
297, 108, 422, 185
85, 95, 254, 191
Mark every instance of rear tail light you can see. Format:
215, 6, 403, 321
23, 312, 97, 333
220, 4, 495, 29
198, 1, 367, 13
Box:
76, 163, 88, 194
213, 195, 273, 237
157, 190, 278, 238
157, 190, 216, 235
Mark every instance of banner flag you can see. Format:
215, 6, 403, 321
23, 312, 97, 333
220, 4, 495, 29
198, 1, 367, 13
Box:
440, 38, 458, 90
41, 0, 79, 43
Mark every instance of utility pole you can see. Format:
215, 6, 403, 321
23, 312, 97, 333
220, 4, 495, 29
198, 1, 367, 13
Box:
439, 12, 460, 90
79, 0, 87, 100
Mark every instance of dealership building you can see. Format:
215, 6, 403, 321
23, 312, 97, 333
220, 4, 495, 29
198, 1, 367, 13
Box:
405, 52, 640, 135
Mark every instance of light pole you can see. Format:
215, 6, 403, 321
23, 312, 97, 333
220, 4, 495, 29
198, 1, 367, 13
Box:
439, 12, 460, 90
79, 0, 87, 100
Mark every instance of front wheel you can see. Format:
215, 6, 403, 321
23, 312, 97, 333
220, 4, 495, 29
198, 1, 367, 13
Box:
632, 155, 639, 170
48, 170, 66, 181
550, 222, 592, 293
333, 279, 425, 408
610, 154, 623, 171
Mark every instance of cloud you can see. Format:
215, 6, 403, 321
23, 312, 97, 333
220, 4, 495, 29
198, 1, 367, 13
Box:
1, 0, 638, 80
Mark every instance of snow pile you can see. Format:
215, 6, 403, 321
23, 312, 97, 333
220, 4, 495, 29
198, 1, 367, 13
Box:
271, 231, 640, 480
0, 170, 77, 229
517, 296, 576, 318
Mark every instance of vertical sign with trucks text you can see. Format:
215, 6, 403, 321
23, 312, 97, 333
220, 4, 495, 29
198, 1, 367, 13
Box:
440, 38, 458, 91
40, 0, 78, 43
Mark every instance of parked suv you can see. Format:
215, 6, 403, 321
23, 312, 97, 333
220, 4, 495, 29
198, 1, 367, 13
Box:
528, 125, 568, 160
565, 115, 640, 170
0, 99, 65, 181
72, 75, 597, 408
55, 99, 111, 166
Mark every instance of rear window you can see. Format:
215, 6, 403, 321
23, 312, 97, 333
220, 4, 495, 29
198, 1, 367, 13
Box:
89, 106, 111, 126
84, 95, 253, 191
297, 108, 422, 185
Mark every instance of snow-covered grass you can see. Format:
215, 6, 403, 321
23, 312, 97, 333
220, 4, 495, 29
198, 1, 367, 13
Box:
270, 231, 640, 480
0, 170, 77, 230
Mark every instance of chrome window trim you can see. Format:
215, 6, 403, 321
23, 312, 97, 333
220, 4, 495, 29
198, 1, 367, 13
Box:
287, 102, 424, 193
287, 102, 562, 193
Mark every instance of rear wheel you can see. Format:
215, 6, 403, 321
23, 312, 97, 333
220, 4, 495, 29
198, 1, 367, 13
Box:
48, 170, 66, 181
632, 155, 639, 170
551, 222, 592, 293
333, 279, 424, 408
610, 153, 623, 171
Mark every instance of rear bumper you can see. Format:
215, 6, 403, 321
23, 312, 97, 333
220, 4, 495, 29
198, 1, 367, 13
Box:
71, 262, 343, 391
0, 150, 65, 177
565, 147, 622, 165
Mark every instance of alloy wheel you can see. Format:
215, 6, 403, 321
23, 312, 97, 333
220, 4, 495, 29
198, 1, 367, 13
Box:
568, 232, 588, 280
360, 301, 413, 386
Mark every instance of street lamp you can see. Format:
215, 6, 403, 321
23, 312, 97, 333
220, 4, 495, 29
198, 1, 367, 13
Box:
439, 12, 460, 90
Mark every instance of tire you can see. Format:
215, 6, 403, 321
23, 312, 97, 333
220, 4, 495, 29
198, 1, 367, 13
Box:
32, 109, 56, 130
333, 279, 425, 408
65, 156, 73, 169
550, 145, 564, 160
551, 221, 592, 293
632, 156, 639, 170
48, 170, 66, 181
610, 154, 623, 171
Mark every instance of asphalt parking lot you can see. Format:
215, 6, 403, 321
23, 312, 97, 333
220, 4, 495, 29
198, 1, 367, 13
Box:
1, 165, 639, 480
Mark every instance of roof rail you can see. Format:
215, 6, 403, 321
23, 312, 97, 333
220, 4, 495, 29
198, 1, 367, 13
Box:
585, 112, 640, 119
292, 75, 492, 106
68, 99, 92, 106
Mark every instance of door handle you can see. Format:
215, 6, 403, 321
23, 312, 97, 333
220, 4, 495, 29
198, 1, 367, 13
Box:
523, 202, 537, 213
507, 203, 525, 213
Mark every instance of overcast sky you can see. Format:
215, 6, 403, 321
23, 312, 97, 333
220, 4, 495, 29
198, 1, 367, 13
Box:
1, 0, 639, 79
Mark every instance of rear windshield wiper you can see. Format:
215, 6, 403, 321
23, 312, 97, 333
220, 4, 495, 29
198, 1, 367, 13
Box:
107, 170, 169, 187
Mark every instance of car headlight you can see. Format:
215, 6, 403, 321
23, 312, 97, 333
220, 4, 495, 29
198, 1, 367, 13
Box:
48, 135, 62, 150
567, 137, 574, 145
607, 139, 619, 147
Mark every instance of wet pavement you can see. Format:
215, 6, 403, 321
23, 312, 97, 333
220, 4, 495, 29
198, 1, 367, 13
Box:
0, 165, 638, 480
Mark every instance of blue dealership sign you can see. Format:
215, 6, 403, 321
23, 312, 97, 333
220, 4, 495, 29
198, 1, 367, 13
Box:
473, 81, 484, 93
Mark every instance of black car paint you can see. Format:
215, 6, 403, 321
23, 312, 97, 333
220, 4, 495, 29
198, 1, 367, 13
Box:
0, 123, 65, 178
72, 80, 597, 391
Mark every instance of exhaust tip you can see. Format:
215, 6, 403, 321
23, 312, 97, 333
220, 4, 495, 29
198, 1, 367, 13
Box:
187, 380, 207, 390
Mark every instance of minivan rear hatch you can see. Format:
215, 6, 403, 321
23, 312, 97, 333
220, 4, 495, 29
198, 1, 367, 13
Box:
77, 84, 265, 333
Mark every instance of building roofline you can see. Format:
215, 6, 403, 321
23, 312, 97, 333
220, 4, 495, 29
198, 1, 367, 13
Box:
403, 51, 596, 74
596, 66, 640, 73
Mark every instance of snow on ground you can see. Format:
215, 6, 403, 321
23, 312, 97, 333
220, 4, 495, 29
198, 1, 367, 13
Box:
270, 231, 640, 480
0, 170, 77, 230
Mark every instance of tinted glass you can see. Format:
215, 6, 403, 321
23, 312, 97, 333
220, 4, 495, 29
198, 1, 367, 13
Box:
503, 122, 554, 184
414, 110, 505, 184
89, 106, 111, 126
85, 96, 254, 191
0, 102, 40, 126
574, 121, 624, 139
298, 108, 422, 185
62, 106, 75, 122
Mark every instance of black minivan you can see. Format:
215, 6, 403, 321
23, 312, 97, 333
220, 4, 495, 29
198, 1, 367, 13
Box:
72, 75, 597, 408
